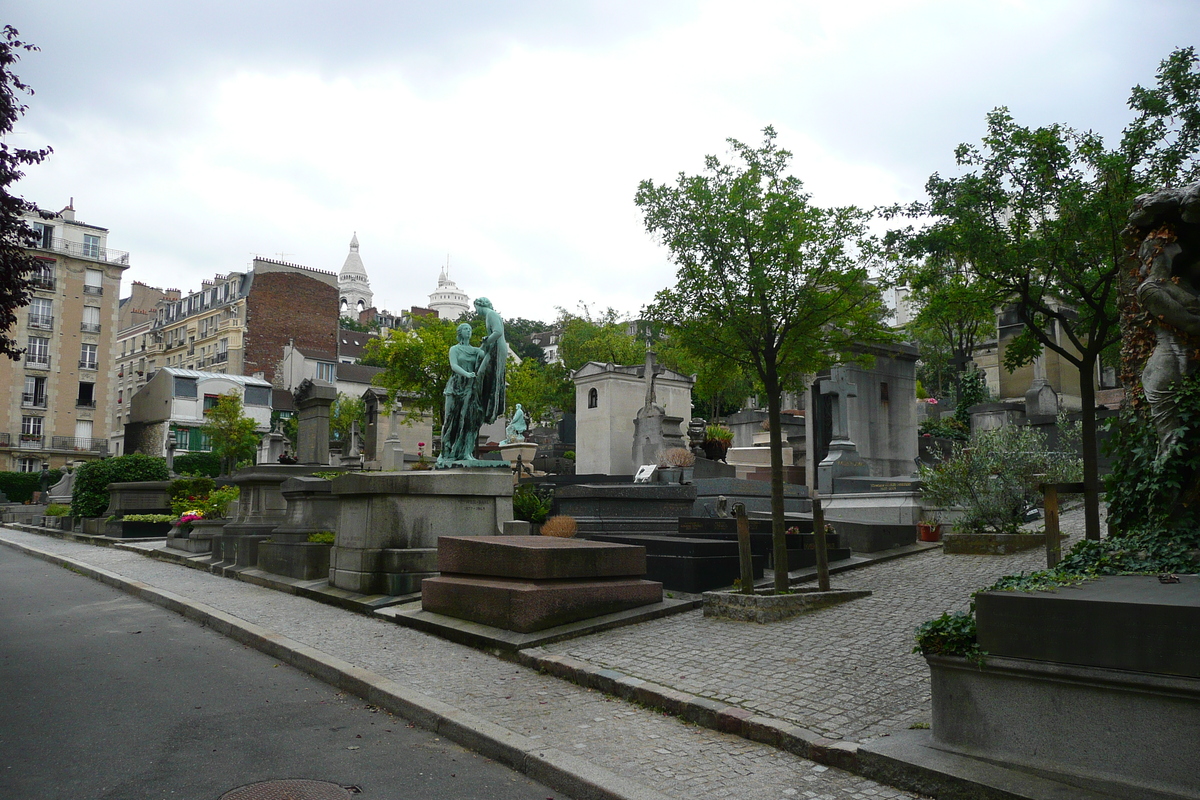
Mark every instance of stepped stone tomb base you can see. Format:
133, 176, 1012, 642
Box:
421, 535, 663, 632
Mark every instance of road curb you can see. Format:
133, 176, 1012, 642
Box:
0, 532, 676, 800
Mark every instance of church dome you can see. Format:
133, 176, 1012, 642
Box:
428, 263, 470, 320
338, 232, 373, 315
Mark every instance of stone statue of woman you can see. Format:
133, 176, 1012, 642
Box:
473, 297, 507, 425
436, 305, 510, 469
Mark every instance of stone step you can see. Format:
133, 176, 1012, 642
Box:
436, 535, 647, 580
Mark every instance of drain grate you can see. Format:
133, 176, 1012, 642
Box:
219, 779, 354, 800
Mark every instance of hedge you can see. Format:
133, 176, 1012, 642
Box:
0, 470, 63, 503
173, 451, 221, 478
71, 454, 169, 518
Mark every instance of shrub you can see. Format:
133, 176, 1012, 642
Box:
513, 484, 552, 523
173, 451, 221, 478
122, 514, 173, 523
307, 531, 336, 544
0, 469, 62, 503
562, 450, 576, 461
44, 503, 71, 516
919, 416, 1081, 534
201, 485, 240, 519
540, 515, 577, 538
71, 455, 168, 518
169, 477, 216, 516
913, 611, 983, 664
704, 425, 733, 444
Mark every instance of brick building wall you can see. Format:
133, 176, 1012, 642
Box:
243, 271, 339, 385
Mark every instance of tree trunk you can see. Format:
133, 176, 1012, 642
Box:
764, 368, 789, 592
1078, 359, 1102, 541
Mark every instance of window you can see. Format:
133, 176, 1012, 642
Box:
18, 457, 42, 473
203, 394, 220, 413
82, 305, 101, 333
83, 235, 100, 259
880, 382, 889, 403
22, 376, 46, 408
84, 268, 103, 294
118, 389, 123, 405
26, 336, 49, 366
31, 261, 54, 289
216, 338, 228, 363
31, 222, 54, 249
588, 388, 598, 409
75, 419, 93, 443
244, 385, 271, 407
80, 343, 98, 370
316, 361, 336, 383
20, 416, 43, 447
77, 382, 96, 408
28, 297, 52, 329
173, 377, 198, 398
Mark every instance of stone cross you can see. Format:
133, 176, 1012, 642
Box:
821, 367, 858, 443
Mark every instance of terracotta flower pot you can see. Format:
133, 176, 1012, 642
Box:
918, 522, 942, 542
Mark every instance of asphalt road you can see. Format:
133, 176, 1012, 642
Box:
0, 546, 566, 800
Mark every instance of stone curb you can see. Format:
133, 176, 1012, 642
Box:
517, 651, 860, 773
0, 532, 675, 800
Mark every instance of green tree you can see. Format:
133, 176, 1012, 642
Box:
506, 356, 574, 423
655, 331, 754, 419
556, 306, 643, 372
366, 315, 486, 433
202, 392, 261, 476
330, 393, 367, 442
503, 316, 551, 361
339, 316, 372, 332
637, 127, 893, 590
894, 47, 1200, 541
1, 27, 53, 360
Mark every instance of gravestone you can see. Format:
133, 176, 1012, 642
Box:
294, 378, 337, 465
817, 366, 869, 495
631, 349, 669, 467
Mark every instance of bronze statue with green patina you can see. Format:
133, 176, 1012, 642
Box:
437, 300, 509, 468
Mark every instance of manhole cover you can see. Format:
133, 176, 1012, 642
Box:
220, 779, 353, 800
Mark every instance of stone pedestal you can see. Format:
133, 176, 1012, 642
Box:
498, 441, 538, 472
256, 476, 340, 580
817, 440, 869, 496
103, 481, 172, 517
380, 438, 404, 471
328, 470, 513, 595
925, 575, 1200, 800
213, 465, 320, 571
294, 379, 337, 465
421, 536, 662, 633
167, 518, 224, 553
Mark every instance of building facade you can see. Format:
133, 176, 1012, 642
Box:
124, 368, 273, 458
337, 233, 373, 317
111, 282, 179, 455
150, 257, 339, 387
427, 265, 470, 320
0, 205, 128, 471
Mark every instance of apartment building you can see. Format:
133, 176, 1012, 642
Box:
0, 205, 128, 471
111, 282, 180, 455
150, 257, 339, 387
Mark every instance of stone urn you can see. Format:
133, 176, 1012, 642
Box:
498, 441, 538, 471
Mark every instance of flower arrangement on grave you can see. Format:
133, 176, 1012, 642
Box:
176, 510, 204, 534
411, 441, 434, 470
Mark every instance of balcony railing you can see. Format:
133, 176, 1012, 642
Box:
51, 436, 108, 453
28, 314, 53, 330
83, 285, 103, 296
75, 399, 96, 409
21, 393, 47, 409
79, 360, 98, 370
215, 351, 228, 363
33, 236, 130, 265
29, 275, 55, 291
81, 322, 101, 333
25, 355, 50, 369
18, 434, 44, 449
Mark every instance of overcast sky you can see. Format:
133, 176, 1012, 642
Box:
6, 1, 1199, 324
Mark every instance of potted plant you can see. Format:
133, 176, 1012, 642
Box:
917, 513, 942, 542
658, 447, 695, 483
121, 513, 175, 538
702, 424, 733, 462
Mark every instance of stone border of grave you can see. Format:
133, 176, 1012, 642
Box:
701, 588, 872, 623
941, 531, 1048, 555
